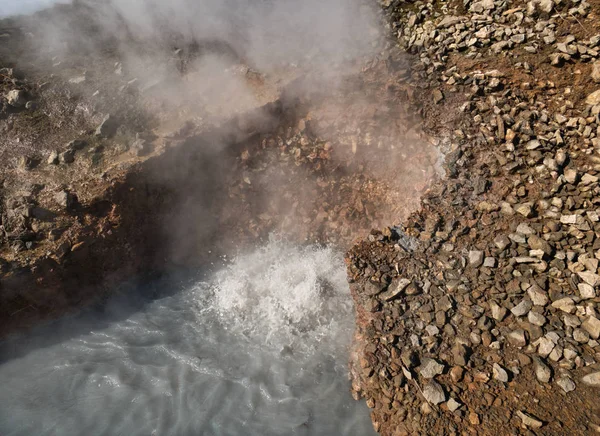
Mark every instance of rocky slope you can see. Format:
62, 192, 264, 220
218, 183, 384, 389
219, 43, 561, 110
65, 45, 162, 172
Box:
346, 0, 600, 434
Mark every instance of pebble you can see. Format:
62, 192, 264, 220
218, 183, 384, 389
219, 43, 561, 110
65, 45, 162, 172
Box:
534, 358, 552, 383
557, 376, 576, 393
422, 380, 446, 404
419, 358, 445, 378
517, 410, 544, 428
493, 363, 509, 382
582, 372, 600, 387
582, 316, 600, 339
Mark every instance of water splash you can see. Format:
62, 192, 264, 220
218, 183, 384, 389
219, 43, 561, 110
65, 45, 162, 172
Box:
0, 240, 376, 436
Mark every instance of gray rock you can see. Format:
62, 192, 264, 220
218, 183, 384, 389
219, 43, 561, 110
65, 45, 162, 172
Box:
54, 191, 75, 210
528, 311, 547, 327
573, 328, 590, 343
578, 271, 600, 287
577, 283, 596, 299
437, 16, 464, 29
419, 358, 445, 378
592, 61, 600, 83
527, 284, 549, 306
511, 299, 532, 317
469, 250, 484, 267
493, 363, 509, 382
517, 410, 544, 428
582, 372, 600, 387
586, 89, 600, 106
551, 297, 575, 313
422, 380, 446, 404
379, 278, 410, 301
582, 316, 600, 339
447, 397, 462, 412
534, 358, 552, 383
557, 376, 576, 393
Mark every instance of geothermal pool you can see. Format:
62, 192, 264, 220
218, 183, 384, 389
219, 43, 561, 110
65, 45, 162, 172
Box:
0, 240, 376, 436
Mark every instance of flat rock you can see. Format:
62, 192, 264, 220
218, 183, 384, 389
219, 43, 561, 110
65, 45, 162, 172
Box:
493, 363, 509, 382
419, 358, 445, 378
551, 297, 575, 313
379, 278, 410, 301
586, 89, 600, 106
422, 380, 446, 404
593, 61, 600, 83
511, 299, 532, 317
517, 410, 544, 428
557, 376, 576, 393
582, 372, 600, 387
582, 316, 600, 339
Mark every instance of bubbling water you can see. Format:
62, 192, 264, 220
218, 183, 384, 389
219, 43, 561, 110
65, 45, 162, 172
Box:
0, 240, 376, 436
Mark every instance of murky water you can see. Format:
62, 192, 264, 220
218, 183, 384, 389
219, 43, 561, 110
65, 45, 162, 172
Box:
0, 240, 376, 436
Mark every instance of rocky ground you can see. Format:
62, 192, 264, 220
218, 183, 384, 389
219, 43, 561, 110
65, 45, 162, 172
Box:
0, 3, 441, 335
3, 0, 600, 433
346, 0, 600, 434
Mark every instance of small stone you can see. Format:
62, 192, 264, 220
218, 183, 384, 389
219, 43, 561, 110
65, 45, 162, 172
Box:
450, 366, 464, 383
483, 257, 496, 268
47, 150, 59, 165
419, 358, 445, 378
433, 89, 444, 104
527, 284, 549, 306
557, 376, 576, 393
551, 297, 575, 313
528, 311, 547, 327
452, 343, 470, 366
534, 358, 552, 383
6, 89, 26, 107
573, 328, 590, 343
447, 398, 462, 412
468, 412, 480, 425
577, 271, 600, 287
511, 299, 532, 317
517, 410, 544, 428
17, 155, 34, 170
586, 89, 600, 106
491, 302, 508, 321
364, 281, 385, 296
493, 363, 509, 382
494, 235, 511, 251
379, 278, 410, 301
582, 316, 600, 339
54, 191, 76, 210
582, 372, 600, 387
422, 380, 446, 404
537, 337, 555, 357
469, 250, 484, 267
508, 329, 527, 347
592, 61, 600, 83
515, 203, 534, 217
578, 283, 596, 299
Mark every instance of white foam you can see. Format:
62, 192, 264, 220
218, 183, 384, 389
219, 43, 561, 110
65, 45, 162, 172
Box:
0, 240, 375, 436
